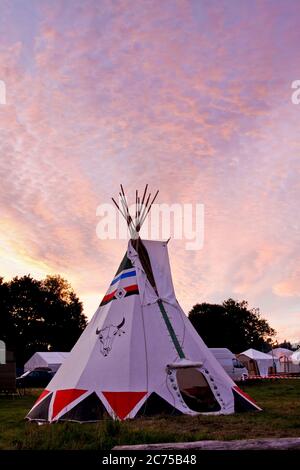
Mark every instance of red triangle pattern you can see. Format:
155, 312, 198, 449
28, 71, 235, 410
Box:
233, 385, 258, 405
102, 391, 147, 420
52, 389, 87, 419
34, 389, 50, 406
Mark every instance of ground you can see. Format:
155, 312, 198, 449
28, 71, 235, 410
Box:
0, 380, 299, 450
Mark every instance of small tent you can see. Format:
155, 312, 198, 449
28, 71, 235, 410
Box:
237, 348, 278, 377
271, 348, 293, 359
271, 348, 298, 373
27, 186, 260, 423
24, 352, 69, 373
291, 350, 300, 365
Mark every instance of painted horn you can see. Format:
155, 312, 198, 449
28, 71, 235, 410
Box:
117, 317, 125, 329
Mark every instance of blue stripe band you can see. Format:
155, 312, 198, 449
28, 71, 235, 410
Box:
111, 270, 136, 286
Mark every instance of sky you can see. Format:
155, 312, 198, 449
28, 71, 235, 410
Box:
0, 0, 300, 343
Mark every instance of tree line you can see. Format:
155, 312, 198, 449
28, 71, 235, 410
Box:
0, 275, 87, 366
188, 299, 276, 353
0, 275, 296, 366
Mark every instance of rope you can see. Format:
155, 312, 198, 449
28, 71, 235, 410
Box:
157, 299, 185, 359
140, 302, 149, 393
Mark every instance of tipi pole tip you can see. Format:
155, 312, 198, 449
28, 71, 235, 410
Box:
112, 197, 121, 211
112, 197, 127, 221
140, 190, 159, 226
113, 185, 159, 235
139, 192, 151, 225
141, 184, 148, 205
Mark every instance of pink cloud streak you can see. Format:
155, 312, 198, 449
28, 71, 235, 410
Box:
0, 0, 300, 342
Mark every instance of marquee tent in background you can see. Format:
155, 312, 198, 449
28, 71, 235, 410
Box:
27, 186, 261, 423
271, 348, 293, 360
291, 350, 300, 365
237, 349, 278, 377
24, 352, 70, 373
271, 348, 300, 373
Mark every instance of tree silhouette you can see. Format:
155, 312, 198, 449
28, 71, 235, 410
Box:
278, 340, 294, 350
188, 298, 276, 353
0, 275, 87, 366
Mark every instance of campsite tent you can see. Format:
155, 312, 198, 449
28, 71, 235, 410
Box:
271, 348, 299, 373
291, 350, 300, 365
24, 352, 70, 373
237, 348, 278, 377
271, 348, 293, 359
27, 186, 260, 423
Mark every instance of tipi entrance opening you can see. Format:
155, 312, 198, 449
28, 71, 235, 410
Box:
176, 368, 221, 413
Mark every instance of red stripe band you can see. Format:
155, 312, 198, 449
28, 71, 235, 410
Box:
102, 289, 117, 303
100, 284, 139, 306
125, 284, 139, 293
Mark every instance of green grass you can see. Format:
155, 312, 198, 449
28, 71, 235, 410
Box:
0, 380, 299, 450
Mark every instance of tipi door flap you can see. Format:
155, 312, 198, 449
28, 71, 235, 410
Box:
167, 365, 222, 413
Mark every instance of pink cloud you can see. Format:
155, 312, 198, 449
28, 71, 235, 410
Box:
0, 0, 300, 342
273, 271, 300, 297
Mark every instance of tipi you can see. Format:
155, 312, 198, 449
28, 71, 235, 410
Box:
27, 186, 260, 422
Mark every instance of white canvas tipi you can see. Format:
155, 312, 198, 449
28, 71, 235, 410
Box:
27, 186, 260, 422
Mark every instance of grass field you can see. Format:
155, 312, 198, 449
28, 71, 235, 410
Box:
0, 380, 299, 450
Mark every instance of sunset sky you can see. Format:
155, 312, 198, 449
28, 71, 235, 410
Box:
0, 0, 300, 343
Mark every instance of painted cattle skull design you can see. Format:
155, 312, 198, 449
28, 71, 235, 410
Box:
96, 317, 125, 357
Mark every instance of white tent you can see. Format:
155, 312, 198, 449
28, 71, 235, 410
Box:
24, 352, 69, 373
291, 350, 300, 365
238, 348, 278, 377
271, 348, 299, 373
27, 186, 260, 422
271, 348, 293, 359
